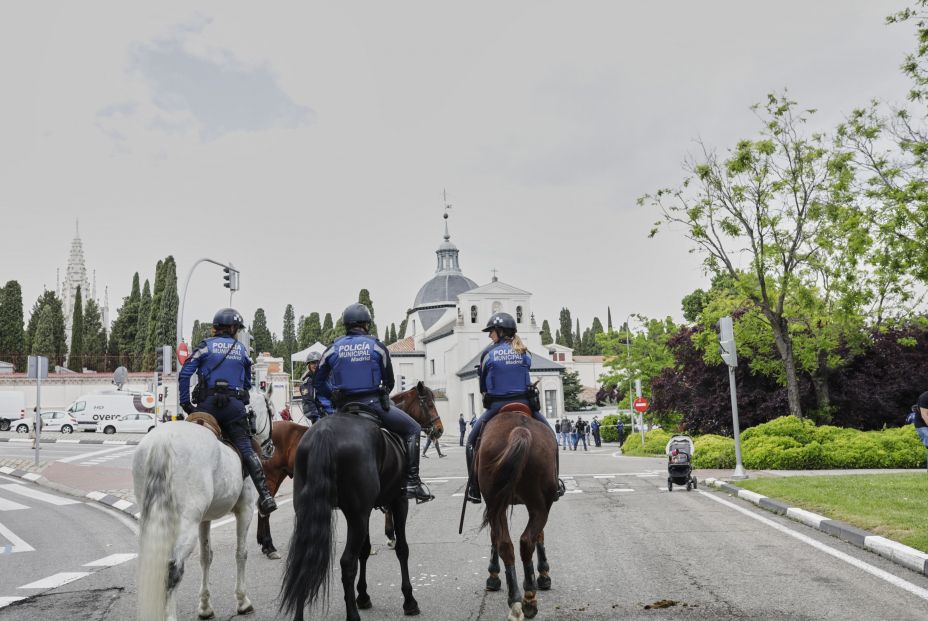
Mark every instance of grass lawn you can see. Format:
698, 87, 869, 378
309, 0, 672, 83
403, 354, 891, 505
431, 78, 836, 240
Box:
735, 474, 928, 553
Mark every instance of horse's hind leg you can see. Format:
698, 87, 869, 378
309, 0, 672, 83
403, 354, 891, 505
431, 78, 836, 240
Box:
519, 508, 549, 620
491, 517, 524, 621
341, 511, 369, 621
166, 522, 199, 621
233, 502, 255, 615
486, 545, 501, 591
389, 498, 420, 615
197, 521, 215, 620
536, 531, 551, 591
356, 532, 372, 610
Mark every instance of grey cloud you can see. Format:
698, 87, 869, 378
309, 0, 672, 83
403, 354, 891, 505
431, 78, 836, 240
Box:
129, 27, 313, 140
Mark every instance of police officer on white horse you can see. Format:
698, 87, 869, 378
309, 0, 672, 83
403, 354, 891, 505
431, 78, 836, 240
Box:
313, 303, 433, 502
465, 312, 564, 504
178, 308, 277, 515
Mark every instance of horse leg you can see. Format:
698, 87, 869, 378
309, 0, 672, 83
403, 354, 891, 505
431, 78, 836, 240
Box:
385, 509, 397, 549
492, 517, 524, 621
166, 521, 199, 621
233, 501, 255, 615
341, 512, 369, 621
356, 532, 372, 610
536, 531, 551, 591
197, 521, 215, 620
390, 498, 420, 615
520, 508, 549, 620
486, 544, 501, 591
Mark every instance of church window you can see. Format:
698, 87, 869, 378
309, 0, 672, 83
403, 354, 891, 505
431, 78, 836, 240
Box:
492, 301, 502, 314
545, 390, 557, 418
516, 306, 523, 323
470, 305, 478, 324
430, 359, 436, 375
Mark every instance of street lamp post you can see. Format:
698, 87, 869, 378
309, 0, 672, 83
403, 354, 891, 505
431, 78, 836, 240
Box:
625, 314, 644, 448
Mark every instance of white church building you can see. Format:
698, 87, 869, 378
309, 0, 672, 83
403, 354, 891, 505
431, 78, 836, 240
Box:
387, 214, 565, 428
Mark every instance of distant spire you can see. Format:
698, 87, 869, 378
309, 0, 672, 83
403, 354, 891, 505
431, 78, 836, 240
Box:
491, 268, 499, 282
75, 218, 79, 238
442, 188, 452, 241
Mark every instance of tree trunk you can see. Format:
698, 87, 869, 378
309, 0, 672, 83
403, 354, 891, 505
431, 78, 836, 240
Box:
766, 311, 803, 419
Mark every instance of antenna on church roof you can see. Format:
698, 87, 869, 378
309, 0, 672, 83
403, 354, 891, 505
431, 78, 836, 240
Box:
442, 188, 452, 241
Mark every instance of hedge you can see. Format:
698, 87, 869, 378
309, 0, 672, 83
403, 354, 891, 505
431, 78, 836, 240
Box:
618, 416, 927, 470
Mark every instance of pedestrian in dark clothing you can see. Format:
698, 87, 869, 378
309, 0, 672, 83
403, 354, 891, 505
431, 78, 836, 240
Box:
458, 413, 467, 446
422, 431, 446, 458
562, 419, 572, 450
617, 420, 625, 444
575, 417, 588, 451
555, 419, 562, 447
591, 416, 601, 447
915, 394, 928, 471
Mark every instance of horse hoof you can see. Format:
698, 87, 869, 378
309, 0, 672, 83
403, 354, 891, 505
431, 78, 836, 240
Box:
387, 539, 397, 550
536, 575, 551, 591
197, 611, 215, 620
522, 600, 538, 619
507, 602, 525, 621
356, 595, 372, 609
266, 550, 281, 560
486, 575, 502, 591
403, 601, 421, 616
237, 601, 254, 615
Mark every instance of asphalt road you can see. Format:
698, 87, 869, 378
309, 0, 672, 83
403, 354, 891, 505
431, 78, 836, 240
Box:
3, 442, 928, 620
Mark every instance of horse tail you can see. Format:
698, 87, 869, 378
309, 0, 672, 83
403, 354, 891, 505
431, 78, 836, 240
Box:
136, 439, 177, 621
481, 426, 532, 530
280, 426, 337, 617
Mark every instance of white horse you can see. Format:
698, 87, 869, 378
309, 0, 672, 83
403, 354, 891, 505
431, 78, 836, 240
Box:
134, 387, 272, 621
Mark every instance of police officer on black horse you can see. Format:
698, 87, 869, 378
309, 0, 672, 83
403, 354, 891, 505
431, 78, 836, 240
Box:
313, 303, 433, 502
465, 311, 565, 504
178, 308, 277, 515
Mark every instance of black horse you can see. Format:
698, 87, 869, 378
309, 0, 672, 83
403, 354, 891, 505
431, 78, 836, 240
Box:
280, 386, 440, 621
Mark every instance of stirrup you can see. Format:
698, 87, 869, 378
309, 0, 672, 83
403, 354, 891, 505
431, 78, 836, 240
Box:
404, 481, 434, 503
466, 481, 482, 504
555, 478, 566, 500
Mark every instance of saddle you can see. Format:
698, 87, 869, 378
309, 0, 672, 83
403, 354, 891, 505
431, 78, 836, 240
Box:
186, 412, 263, 476
499, 402, 533, 417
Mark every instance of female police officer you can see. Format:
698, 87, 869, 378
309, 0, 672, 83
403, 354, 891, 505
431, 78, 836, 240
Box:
313, 303, 433, 502
465, 312, 563, 503
178, 308, 277, 515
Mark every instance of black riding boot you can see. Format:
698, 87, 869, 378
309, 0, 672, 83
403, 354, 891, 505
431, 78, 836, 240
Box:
554, 448, 565, 501
243, 452, 277, 515
465, 443, 481, 504
403, 435, 434, 503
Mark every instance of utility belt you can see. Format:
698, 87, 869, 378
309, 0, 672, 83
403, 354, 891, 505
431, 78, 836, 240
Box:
195, 378, 247, 408
331, 388, 390, 412
206, 386, 248, 400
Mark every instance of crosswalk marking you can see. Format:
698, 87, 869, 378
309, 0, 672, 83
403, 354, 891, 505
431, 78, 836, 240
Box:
83, 553, 137, 567
19, 572, 90, 589
0, 496, 29, 511
608, 488, 634, 493
0, 522, 34, 554
57, 445, 130, 464
0, 484, 80, 506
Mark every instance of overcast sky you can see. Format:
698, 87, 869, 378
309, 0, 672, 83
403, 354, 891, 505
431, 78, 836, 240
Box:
0, 1, 915, 340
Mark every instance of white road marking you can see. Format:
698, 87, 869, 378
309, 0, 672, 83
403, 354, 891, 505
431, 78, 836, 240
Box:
0, 597, 25, 608
0, 522, 34, 553
607, 488, 634, 493
594, 475, 615, 479
83, 553, 137, 567
57, 445, 131, 464
565, 490, 583, 494
422, 479, 448, 483
210, 497, 295, 530
19, 572, 90, 589
452, 493, 464, 497
0, 496, 29, 511
699, 490, 928, 602
0, 484, 79, 506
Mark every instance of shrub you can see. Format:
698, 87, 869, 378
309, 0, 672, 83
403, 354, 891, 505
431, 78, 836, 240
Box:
693, 434, 735, 469
621, 429, 672, 456
741, 416, 817, 444
600, 413, 633, 443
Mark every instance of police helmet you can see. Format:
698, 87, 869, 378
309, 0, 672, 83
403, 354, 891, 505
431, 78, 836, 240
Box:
482, 312, 517, 334
342, 303, 372, 327
306, 351, 323, 364
212, 308, 245, 330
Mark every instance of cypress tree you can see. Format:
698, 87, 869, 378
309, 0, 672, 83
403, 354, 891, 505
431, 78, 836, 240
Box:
540, 320, 553, 345
590, 317, 605, 355
607, 307, 613, 332
252, 309, 274, 354
32, 305, 58, 360
299, 312, 322, 348
389, 323, 397, 344
357, 289, 378, 336
69, 286, 84, 370
156, 258, 178, 350
0, 281, 25, 370
134, 280, 151, 370
83, 298, 105, 372
121, 273, 141, 358
145, 260, 165, 355
322, 313, 334, 336
558, 308, 573, 348
282, 304, 297, 372
191, 319, 212, 345
398, 317, 408, 339
575, 318, 581, 350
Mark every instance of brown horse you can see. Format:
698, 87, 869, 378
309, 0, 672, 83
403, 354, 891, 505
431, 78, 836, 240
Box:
256, 382, 443, 558
477, 404, 557, 621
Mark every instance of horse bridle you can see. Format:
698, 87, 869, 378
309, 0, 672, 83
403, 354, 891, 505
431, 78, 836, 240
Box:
415, 390, 442, 436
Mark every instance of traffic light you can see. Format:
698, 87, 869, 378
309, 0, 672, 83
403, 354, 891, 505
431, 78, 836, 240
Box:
155, 351, 164, 374
223, 265, 240, 291
717, 316, 738, 368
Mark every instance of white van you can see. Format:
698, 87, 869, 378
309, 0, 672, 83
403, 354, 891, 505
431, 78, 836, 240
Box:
66, 391, 156, 432
0, 392, 26, 431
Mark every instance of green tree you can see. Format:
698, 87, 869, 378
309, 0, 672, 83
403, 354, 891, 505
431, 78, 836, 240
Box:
112, 273, 141, 366
321, 313, 334, 344
31, 305, 60, 362
26, 291, 67, 367
251, 309, 274, 354
145, 261, 165, 358
357, 289, 378, 336
82, 298, 106, 372
598, 316, 677, 413
645, 94, 863, 418
607, 307, 613, 332
282, 304, 297, 372
681, 288, 710, 323
299, 312, 322, 348
0, 281, 25, 370
389, 323, 397, 344
540, 320, 553, 345
134, 280, 151, 370
398, 317, 408, 339
69, 286, 84, 370
563, 370, 584, 411
557, 308, 573, 348
191, 319, 213, 345
155, 258, 178, 348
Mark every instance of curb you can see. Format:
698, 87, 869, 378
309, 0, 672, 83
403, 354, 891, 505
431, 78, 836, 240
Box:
0, 437, 141, 445
705, 477, 928, 576
0, 464, 140, 521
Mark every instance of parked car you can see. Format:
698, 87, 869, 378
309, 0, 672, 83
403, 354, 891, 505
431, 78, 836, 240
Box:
96, 413, 157, 435
0, 392, 26, 431
67, 391, 156, 432
15, 411, 80, 434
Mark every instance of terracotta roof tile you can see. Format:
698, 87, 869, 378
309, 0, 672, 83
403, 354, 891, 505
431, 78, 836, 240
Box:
388, 336, 417, 353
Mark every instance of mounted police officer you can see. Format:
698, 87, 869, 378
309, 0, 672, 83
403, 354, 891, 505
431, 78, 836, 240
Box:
313, 303, 433, 502
178, 308, 277, 515
465, 312, 564, 504
300, 351, 332, 423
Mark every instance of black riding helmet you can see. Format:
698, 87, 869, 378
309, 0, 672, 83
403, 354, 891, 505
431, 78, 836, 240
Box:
212, 308, 245, 330
305, 351, 323, 364
342, 303, 372, 329
482, 312, 517, 336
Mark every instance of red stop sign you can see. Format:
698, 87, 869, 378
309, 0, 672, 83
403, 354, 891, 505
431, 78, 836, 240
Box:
633, 397, 649, 413
177, 342, 190, 365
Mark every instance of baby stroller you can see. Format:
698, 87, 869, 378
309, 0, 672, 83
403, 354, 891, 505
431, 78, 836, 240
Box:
665, 435, 696, 492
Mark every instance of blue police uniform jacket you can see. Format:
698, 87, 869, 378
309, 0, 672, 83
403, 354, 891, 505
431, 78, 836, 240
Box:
479, 341, 532, 399
314, 331, 394, 400
301, 374, 334, 414
178, 336, 252, 404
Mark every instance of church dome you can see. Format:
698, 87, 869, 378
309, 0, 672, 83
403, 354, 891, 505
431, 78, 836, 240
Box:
414, 273, 478, 308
